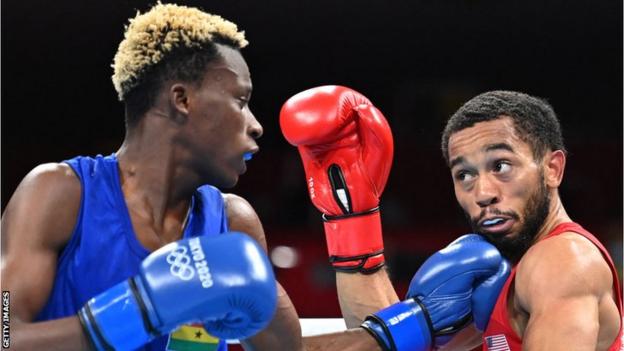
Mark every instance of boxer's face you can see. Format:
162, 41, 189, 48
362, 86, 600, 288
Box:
183, 45, 262, 188
447, 117, 550, 261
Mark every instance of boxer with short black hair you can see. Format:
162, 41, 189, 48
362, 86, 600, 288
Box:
442, 91, 566, 264
442, 91, 622, 350
1, 4, 302, 350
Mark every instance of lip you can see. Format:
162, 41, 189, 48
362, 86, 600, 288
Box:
244, 147, 260, 160
478, 217, 515, 235
237, 147, 258, 175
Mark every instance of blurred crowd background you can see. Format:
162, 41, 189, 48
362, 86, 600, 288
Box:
2, 0, 622, 317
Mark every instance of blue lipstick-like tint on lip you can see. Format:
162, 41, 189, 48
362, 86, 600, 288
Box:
243, 152, 253, 161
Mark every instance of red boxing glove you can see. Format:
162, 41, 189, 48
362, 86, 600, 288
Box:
280, 86, 393, 273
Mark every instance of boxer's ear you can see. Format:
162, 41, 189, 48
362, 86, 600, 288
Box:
169, 83, 190, 125
171, 84, 189, 113
543, 150, 566, 188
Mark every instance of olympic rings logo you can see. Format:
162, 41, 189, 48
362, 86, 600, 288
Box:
166, 246, 195, 281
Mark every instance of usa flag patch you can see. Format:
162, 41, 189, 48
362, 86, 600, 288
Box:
485, 334, 511, 351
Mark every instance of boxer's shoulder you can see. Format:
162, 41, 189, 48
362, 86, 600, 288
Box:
222, 193, 259, 225
515, 231, 612, 308
21, 162, 79, 188
222, 193, 267, 250
3, 162, 80, 249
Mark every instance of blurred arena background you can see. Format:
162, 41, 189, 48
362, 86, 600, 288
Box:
2, 0, 622, 318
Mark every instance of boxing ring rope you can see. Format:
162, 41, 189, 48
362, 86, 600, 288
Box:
227, 318, 347, 344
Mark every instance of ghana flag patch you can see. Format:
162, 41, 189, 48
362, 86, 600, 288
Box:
166, 324, 220, 351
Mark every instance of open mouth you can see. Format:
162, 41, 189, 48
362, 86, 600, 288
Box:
482, 218, 505, 226
479, 217, 514, 234
243, 147, 259, 162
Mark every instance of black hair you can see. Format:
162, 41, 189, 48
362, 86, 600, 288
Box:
441, 90, 566, 163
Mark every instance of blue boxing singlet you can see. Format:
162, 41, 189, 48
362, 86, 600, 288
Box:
36, 154, 228, 351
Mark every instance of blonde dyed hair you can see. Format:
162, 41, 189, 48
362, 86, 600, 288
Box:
112, 2, 248, 101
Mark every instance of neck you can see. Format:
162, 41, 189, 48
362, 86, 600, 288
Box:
532, 192, 571, 244
115, 113, 200, 228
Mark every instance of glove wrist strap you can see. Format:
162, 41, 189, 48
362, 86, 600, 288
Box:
78, 305, 114, 351
360, 298, 432, 351
322, 206, 379, 221
323, 209, 385, 273
79, 279, 154, 350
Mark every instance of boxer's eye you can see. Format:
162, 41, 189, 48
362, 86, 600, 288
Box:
493, 161, 511, 174
237, 97, 249, 108
456, 171, 474, 183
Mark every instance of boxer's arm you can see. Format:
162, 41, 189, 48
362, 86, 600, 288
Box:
516, 233, 619, 350
223, 194, 304, 351
303, 327, 479, 351
301, 316, 481, 350
1, 163, 89, 351
304, 328, 382, 351
336, 271, 399, 327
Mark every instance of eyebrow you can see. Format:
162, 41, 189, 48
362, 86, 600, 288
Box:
484, 143, 515, 153
449, 156, 465, 169
449, 143, 515, 169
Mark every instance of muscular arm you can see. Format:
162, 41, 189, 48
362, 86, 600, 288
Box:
336, 270, 399, 327
222, 193, 484, 351
223, 194, 304, 351
304, 269, 398, 350
516, 233, 621, 351
1, 163, 88, 351
303, 328, 381, 351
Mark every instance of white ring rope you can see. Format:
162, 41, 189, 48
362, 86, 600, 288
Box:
227, 318, 347, 344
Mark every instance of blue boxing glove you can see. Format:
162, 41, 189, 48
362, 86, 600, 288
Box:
78, 232, 277, 351
361, 234, 510, 351
470, 240, 511, 332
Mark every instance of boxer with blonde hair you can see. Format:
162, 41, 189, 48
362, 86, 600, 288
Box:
3, 4, 294, 350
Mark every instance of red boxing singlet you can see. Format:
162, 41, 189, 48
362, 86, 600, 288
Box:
482, 222, 623, 351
